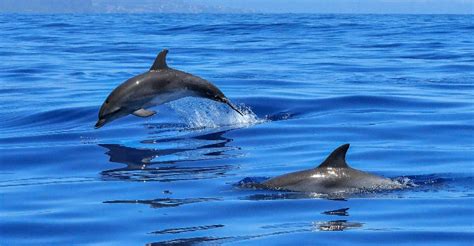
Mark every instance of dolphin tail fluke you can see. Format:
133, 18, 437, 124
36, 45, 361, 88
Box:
318, 144, 350, 168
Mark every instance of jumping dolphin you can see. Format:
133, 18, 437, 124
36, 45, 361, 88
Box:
262, 144, 403, 194
95, 49, 243, 128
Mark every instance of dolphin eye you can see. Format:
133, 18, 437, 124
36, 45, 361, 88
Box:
105, 100, 109, 104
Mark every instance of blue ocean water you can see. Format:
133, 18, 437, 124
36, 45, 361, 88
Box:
1, 14, 473, 245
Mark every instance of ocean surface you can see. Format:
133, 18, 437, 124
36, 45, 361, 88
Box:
1, 14, 473, 245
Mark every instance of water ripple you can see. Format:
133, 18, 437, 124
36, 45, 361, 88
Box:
1, 13, 473, 245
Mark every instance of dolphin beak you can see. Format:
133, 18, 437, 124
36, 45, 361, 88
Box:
225, 100, 244, 116
95, 119, 106, 129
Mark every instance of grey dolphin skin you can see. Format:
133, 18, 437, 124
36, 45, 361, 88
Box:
262, 144, 403, 194
95, 49, 243, 128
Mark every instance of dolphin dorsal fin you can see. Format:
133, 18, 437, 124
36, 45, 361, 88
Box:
150, 49, 169, 71
317, 144, 350, 168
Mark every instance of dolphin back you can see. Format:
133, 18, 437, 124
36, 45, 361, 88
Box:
261, 144, 403, 194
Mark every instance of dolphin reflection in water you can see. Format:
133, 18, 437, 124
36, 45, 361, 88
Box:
98, 129, 237, 182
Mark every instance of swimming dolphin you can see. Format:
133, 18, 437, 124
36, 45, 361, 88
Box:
262, 144, 403, 194
95, 49, 243, 128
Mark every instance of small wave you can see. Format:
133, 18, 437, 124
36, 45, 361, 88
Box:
42, 23, 75, 28
150, 224, 224, 235
157, 22, 304, 35
392, 176, 418, 187
0, 176, 96, 188
101, 164, 234, 182
168, 98, 265, 129
356, 43, 404, 49
104, 197, 219, 209
148, 236, 230, 246
399, 53, 465, 60
393, 174, 449, 187
1, 106, 96, 134
314, 220, 363, 231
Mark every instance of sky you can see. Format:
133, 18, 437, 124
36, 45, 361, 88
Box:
1, 0, 473, 14
208, 0, 474, 14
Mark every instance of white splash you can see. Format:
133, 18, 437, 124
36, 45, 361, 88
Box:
168, 98, 264, 129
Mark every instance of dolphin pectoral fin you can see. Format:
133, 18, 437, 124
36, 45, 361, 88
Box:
132, 108, 156, 118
